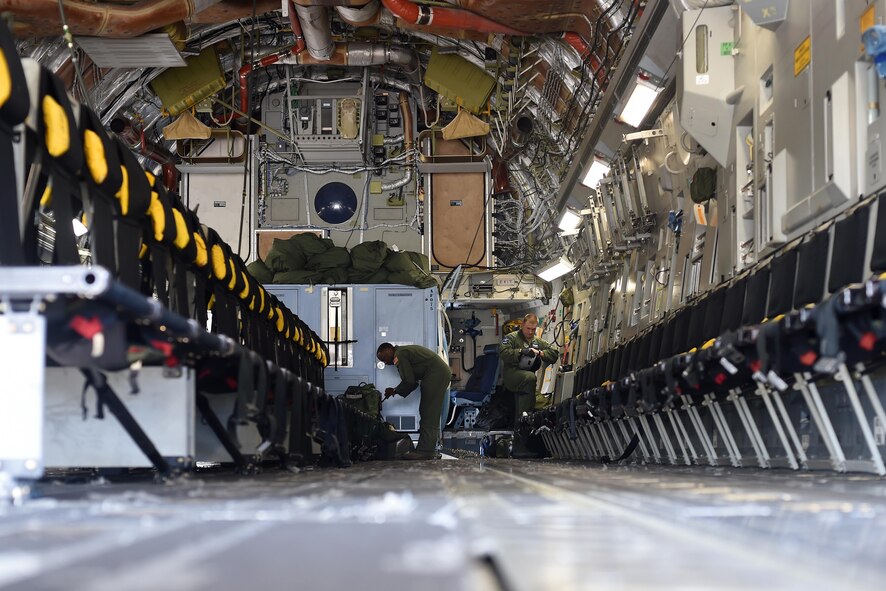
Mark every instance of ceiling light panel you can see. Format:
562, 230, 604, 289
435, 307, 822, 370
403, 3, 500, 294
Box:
620, 77, 660, 128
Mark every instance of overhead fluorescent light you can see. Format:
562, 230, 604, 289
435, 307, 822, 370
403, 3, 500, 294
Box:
619, 77, 661, 128
559, 228, 581, 237
581, 160, 610, 189
557, 208, 582, 232
536, 256, 575, 282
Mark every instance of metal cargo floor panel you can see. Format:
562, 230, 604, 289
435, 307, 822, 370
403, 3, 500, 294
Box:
2, 460, 886, 590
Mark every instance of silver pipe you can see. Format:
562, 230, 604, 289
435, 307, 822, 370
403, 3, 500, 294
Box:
381, 168, 413, 191
335, 1, 380, 26
509, 115, 534, 148
294, 4, 334, 61
369, 72, 412, 93
345, 43, 416, 68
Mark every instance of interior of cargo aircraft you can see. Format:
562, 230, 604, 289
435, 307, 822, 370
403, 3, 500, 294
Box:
2, 0, 886, 589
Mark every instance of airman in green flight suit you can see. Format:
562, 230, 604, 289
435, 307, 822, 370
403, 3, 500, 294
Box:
377, 342, 451, 460
499, 313, 559, 426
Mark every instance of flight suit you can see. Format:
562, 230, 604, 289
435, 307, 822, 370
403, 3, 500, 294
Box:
392, 345, 451, 453
499, 331, 559, 425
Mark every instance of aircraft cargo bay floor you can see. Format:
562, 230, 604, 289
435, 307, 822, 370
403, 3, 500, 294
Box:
2, 459, 885, 591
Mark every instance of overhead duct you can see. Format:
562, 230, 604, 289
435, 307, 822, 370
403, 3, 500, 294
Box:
381, 168, 413, 191
0, 0, 223, 38
335, 1, 382, 27
399, 91, 414, 152
509, 115, 533, 149
381, 92, 415, 191
293, 4, 335, 61
380, 0, 527, 36
279, 42, 415, 67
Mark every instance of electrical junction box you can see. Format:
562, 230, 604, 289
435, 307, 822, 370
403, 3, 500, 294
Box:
441, 274, 544, 303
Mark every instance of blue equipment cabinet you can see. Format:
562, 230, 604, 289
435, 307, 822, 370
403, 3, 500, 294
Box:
267, 284, 440, 432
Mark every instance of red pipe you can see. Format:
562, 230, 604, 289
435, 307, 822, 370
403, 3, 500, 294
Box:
381, 0, 527, 36
238, 0, 307, 121
110, 116, 180, 192
562, 32, 608, 88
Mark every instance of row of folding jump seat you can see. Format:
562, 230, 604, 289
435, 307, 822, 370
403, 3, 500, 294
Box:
528, 195, 886, 475
0, 20, 380, 486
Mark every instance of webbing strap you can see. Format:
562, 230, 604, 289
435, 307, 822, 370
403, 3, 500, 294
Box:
662, 358, 678, 405
236, 350, 253, 420
814, 297, 842, 361
212, 286, 238, 338
289, 376, 308, 460
150, 245, 170, 307
19, 140, 43, 264
48, 169, 80, 265
172, 261, 190, 318
567, 397, 578, 440
601, 433, 640, 464
116, 219, 142, 289
80, 368, 172, 475
89, 191, 117, 275
254, 354, 268, 412
194, 273, 208, 327
0, 131, 24, 264
195, 393, 247, 469
271, 370, 289, 445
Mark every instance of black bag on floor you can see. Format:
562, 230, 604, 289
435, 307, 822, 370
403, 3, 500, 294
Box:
374, 423, 415, 460
316, 396, 352, 467
474, 388, 514, 430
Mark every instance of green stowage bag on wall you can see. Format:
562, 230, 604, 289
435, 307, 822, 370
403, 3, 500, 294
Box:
690, 167, 717, 204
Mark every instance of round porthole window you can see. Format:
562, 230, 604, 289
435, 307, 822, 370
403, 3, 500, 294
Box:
314, 182, 358, 224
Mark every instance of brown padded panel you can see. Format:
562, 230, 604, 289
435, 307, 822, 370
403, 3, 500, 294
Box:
431, 139, 486, 269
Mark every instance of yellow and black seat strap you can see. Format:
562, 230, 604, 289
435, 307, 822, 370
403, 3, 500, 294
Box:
0, 122, 24, 265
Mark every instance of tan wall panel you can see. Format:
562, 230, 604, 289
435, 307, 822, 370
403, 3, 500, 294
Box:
431, 139, 486, 269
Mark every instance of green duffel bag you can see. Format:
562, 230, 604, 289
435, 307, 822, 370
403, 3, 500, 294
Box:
406, 250, 431, 273
347, 268, 374, 282
383, 251, 414, 273
292, 232, 335, 256
350, 240, 390, 273
307, 246, 351, 270
340, 382, 382, 417
246, 259, 274, 284
690, 167, 717, 203
323, 267, 350, 285
265, 237, 308, 272
273, 269, 322, 284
